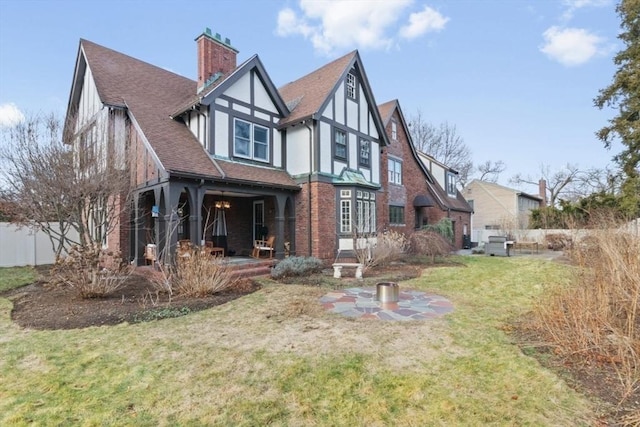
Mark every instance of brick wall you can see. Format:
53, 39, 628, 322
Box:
296, 180, 336, 262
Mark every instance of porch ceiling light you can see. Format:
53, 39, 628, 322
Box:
215, 200, 231, 209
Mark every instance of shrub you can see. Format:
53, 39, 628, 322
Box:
532, 228, 640, 403
544, 233, 572, 250
409, 230, 453, 262
354, 230, 409, 272
172, 249, 237, 297
271, 256, 323, 280
423, 218, 454, 242
52, 244, 131, 298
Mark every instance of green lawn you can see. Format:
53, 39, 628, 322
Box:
0, 256, 594, 426
0, 266, 38, 293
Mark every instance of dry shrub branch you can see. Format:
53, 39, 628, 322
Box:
532, 224, 640, 404
150, 248, 237, 298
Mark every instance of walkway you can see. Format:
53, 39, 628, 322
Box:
320, 287, 454, 321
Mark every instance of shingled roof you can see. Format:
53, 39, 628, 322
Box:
72, 39, 298, 189
378, 99, 472, 213
77, 39, 220, 178
278, 51, 357, 127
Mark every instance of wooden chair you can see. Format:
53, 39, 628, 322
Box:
252, 236, 275, 259
144, 244, 157, 266
177, 239, 192, 259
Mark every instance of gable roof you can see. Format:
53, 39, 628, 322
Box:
278, 51, 389, 146
66, 39, 298, 189
278, 51, 356, 126
378, 99, 472, 213
171, 54, 289, 118
69, 39, 221, 177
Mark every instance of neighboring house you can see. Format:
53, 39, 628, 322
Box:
64, 28, 388, 263
377, 100, 472, 249
462, 180, 544, 238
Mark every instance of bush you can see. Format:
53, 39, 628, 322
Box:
355, 230, 409, 271
532, 228, 640, 402
545, 233, 572, 250
172, 249, 236, 297
52, 244, 131, 298
271, 256, 323, 280
409, 230, 454, 262
423, 218, 454, 242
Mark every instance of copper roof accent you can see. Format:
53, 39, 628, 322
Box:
278, 50, 357, 126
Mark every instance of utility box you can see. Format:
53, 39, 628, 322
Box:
485, 235, 511, 257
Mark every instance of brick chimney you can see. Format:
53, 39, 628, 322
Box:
538, 179, 547, 207
196, 28, 238, 92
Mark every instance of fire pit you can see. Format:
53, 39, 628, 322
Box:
376, 282, 399, 303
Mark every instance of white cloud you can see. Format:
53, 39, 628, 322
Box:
540, 26, 605, 66
0, 103, 25, 128
561, 0, 611, 21
399, 6, 449, 39
276, 0, 447, 55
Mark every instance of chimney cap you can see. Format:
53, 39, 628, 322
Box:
195, 27, 239, 53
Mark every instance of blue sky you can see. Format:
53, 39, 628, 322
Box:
0, 0, 622, 190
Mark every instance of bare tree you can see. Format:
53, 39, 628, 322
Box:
476, 160, 506, 183
0, 112, 131, 260
409, 111, 473, 187
510, 163, 582, 206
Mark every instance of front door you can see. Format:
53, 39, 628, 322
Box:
253, 200, 265, 241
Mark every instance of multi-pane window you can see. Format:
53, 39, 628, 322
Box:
389, 206, 405, 225
446, 172, 457, 196
346, 72, 356, 99
391, 120, 397, 141
355, 190, 376, 233
234, 118, 269, 162
359, 139, 370, 167
388, 158, 402, 185
335, 129, 347, 160
340, 189, 376, 234
341, 200, 352, 233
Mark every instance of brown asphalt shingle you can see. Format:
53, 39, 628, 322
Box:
278, 51, 356, 127
80, 39, 221, 178
80, 39, 298, 189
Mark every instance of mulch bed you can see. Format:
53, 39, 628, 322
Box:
3, 267, 260, 330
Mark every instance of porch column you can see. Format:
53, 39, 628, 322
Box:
287, 196, 296, 256
194, 186, 206, 245
132, 192, 144, 265
274, 194, 287, 259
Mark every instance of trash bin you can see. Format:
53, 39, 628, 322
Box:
463, 234, 471, 249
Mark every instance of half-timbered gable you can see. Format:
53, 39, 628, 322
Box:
279, 51, 388, 257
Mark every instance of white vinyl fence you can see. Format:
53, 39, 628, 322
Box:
471, 218, 640, 247
0, 223, 78, 267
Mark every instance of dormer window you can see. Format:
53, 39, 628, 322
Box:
346, 72, 356, 99
446, 172, 457, 196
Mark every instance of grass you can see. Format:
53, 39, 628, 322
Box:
0, 255, 596, 425
0, 266, 38, 293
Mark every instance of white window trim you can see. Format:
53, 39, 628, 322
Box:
388, 158, 402, 185
233, 118, 270, 163
346, 72, 356, 99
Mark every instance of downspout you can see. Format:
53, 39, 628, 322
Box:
304, 119, 313, 256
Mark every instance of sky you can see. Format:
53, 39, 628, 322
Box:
0, 0, 624, 192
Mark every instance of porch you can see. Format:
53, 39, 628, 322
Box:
132, 179, 297, 266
